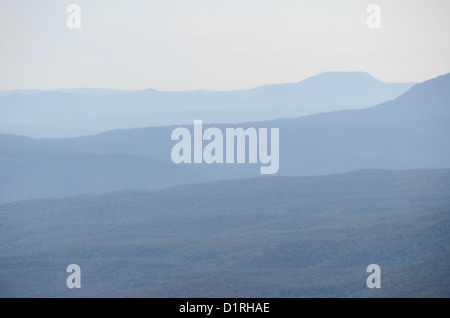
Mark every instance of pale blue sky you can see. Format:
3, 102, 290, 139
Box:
1, 0, 449, 90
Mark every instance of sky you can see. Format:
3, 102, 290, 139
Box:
0, 0, 449, 91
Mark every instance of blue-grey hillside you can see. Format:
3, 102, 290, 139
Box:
1, 169, 449, 297
0, 73, 448, 203
0, 72, 414, 138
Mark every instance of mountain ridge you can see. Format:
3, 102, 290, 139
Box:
1, 168, 449, 297
0, 71, 416, 138
0, 73, 448, 203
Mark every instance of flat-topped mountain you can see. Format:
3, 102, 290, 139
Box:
0, 72, 415, 138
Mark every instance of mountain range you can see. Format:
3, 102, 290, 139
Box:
0, 72, 415, 138
1, 169, 449, 297
1, 72, 449, 298
0, 73, 448, 203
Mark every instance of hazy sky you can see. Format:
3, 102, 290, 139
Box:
1, 0, 449, 91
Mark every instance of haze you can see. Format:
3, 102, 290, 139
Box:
1, 0, 449, 91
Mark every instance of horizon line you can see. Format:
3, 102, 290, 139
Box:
0, 70, 426, 94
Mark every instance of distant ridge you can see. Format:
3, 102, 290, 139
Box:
0, 71, 415, 138
0, 73, 448, 203
280, 72, 450, 125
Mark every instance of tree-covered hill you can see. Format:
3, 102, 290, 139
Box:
1, 169, 449, 297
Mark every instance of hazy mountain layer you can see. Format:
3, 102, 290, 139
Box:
0, 72, 415, 138
1, 169, 449, 297
0, 74, 448, 203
